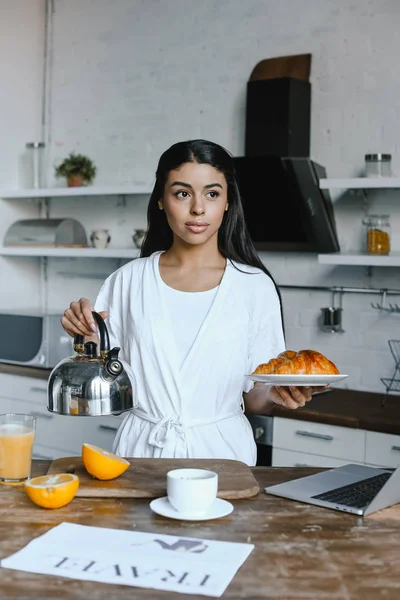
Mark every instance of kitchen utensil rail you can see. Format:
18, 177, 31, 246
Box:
280, 285, 400, 313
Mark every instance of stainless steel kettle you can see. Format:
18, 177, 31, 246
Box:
47, 312, 134, 416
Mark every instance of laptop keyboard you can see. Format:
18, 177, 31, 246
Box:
311, 472, 392, 509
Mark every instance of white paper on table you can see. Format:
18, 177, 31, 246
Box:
1, 522, 254, 597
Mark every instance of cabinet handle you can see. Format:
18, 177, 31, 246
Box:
98, 424, 118, 432
30, 411, 53, 420
391, 445, 400, 451
295, 463, 311, 467
295, 430, 334, 441
30, 386, 47, 394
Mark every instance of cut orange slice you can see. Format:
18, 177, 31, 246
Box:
82, 443, 130, 480
24, 473, 79, 509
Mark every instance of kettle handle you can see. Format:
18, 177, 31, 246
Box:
74, 311, 110, 353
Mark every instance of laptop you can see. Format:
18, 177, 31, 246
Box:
265, 463, 400, 516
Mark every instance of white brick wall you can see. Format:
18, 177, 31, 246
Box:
3, 0, 400, 393
0, 0, 44, 310
46, 0, 400, 182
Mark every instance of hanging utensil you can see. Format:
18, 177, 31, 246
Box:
320, 290, 345, 333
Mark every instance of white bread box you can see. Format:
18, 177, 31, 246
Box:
4, 218, 88, 247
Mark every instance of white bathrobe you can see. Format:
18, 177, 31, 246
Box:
94, 251, 285, 466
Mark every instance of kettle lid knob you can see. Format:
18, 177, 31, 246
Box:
84, 341, 98, 357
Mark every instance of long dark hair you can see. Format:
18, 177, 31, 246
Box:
141, 139, 284, 328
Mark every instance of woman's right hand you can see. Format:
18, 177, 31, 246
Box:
61, 297, 109, 338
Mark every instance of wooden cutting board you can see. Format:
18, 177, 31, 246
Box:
46, 457, 260, 499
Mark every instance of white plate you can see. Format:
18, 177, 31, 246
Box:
149, 497, 234, 521
246, 373, 348, 386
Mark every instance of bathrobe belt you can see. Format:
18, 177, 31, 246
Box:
131, 407, 244, 449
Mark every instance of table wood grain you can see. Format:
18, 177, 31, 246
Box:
46, 457, 260, 499
1, 462, 400, 599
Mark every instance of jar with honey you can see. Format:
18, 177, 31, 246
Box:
362, 215, 391, 255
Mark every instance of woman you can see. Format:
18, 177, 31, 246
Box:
61, 139, 314, 465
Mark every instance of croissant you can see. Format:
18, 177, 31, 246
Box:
253, 349, 339, 375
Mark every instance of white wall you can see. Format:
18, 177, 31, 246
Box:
46, 0, 400, 181
4, 0, 400, 393
0, 0, 45, 310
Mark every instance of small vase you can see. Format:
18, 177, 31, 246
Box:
90, 229, 111, 249
132, 229, 146, 248
67, 174, 84, 187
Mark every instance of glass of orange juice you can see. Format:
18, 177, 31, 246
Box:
0, 414, 36, 484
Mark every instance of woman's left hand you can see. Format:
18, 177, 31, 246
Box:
268, 385, 323, 410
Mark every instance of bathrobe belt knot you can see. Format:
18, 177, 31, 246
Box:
132, 407, 243, 449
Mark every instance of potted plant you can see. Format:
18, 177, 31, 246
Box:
55, 153, 97, 187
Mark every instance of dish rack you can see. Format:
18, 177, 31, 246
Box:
381, 340, 400, 395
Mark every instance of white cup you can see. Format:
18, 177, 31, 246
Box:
167, 468, 218, 515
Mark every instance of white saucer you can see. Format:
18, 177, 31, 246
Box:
149, 497, 234, 521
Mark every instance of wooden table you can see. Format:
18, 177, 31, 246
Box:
2, 462, 400, 599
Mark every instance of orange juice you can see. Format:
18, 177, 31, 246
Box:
0, 424, 35, 482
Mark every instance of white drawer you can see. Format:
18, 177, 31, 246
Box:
0, 373, 48, 404
0, 396, 14, 413
76, 419, 119, 452
32, 444, 73, 461
62, 415, 122, 453
8, 399, 77, 452
0, 396, 68, 452
0, 399, 76, 459
273, 417, 365, 462
34, 413, 123, 455
0, 375, 124, 455
272, 448, 364, 468
365, 430, 400, 468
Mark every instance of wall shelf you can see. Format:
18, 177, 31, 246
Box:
318, 252, 400, 267
0, 247, 141, 259
0, 185, 152, 199
3, 247, 399, 265
319, 178, 400, 189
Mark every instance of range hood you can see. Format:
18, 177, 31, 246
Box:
238, 54, 339, 253
234, 155, 340, 253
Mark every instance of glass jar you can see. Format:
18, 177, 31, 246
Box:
26, 142, 45, 188
363, 215, 391, 255
365, 154, 391, 178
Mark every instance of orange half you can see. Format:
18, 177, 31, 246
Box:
82, 443, 130, 480
25, 473, 79, 509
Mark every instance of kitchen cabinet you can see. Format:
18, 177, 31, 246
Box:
0, 372, 123, 459
272, 416, 366, 465
272, 416, 400, 468
365, 430, 400, 468
32, 444, 70, 460
272, 448, 364, 468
